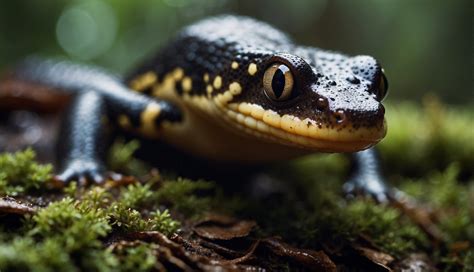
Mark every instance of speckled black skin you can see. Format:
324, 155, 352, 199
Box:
8, 15, 388, 199
128, 16, 386, 130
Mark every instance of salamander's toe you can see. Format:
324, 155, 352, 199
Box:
343, 175, 390, 203
54, 159, 106, 185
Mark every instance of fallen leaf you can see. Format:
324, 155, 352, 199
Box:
261, 237, 337, 272
194, 214, 256, 240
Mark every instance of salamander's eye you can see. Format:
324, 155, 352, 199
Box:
377, 71, 389, 101
263, 63, 294, 101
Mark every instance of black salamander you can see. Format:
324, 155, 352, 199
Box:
6, 15, 390, 200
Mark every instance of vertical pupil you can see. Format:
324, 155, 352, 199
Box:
271, 68, 285, 98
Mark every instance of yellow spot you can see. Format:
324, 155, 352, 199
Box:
172, 68, 184, 80
213, 76, 222, 89
231, 61, 239, 69
206, 85, 213, 95
152, 73, 175, 97
248, 63, 258, 76
140, 103, 161, 136
181, 76, 192, 93
130, 71, 157, 91
203, 73, 209, 82
229, 82, 242, 95
118, 115, 131, 129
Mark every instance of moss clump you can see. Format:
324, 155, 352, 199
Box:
148, 209, 181, 235
154, 178, 215, 217
402, 164, 474, 244
2, 196, 118, 271
0, 148, 219, 271
112, 243, 157, 272
0, 148, 52, 196
107, 139, 149, 177
119, 183, 154, 209
107, 203, 179, 235
30, 197, 110, 250
0, 237, 79, 272
336, 200, 428, 255
380, 98, 474, 178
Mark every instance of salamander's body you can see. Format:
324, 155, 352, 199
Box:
3, 15, 389, 199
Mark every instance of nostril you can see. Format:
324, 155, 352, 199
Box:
315, 97, 328, 111
334, 109, 346, 124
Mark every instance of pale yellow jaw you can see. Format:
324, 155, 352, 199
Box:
222, 102, 387, 153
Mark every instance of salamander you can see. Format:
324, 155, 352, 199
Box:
2, 15, 390, 200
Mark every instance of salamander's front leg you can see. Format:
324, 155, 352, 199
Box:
344, 147, 390, 202
56, 91, 108, 184
56, 89, 182, 184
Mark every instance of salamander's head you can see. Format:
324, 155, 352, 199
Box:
216, 48, 388, 152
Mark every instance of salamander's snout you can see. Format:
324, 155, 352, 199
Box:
329, 103, 386, 129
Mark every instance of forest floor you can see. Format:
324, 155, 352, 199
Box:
0, 97, 473, 271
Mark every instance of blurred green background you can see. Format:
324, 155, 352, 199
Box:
0, 0, 472, 104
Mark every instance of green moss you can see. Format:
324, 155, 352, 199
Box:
108, 203, 149, 232
119, 183, 154, 209
107, 139, 149, 177
4, 195, 118, 271
0, 237, 77, 272
343, 200, 428, 255
108, 204, 179, 235
402, 164, 474, 243
380, 99, 474, 178
154, 178, 214, 217
148, 209, 180, 235
114, 243, 157, 272
0, 164, 185, 271
29, 197, 111, 250
0, 148, 52, 196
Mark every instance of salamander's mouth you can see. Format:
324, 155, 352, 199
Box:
222, 102, 386, 152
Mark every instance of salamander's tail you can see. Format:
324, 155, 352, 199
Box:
0, 56, 124, 113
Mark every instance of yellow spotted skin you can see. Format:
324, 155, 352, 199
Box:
125, 15, 388, 162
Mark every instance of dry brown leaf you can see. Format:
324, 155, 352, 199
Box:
261, 237, 337, 272
194, 214, 256, 240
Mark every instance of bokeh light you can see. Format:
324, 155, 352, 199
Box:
56, 0, 117, 60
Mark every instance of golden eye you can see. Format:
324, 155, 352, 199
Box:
377, 71, 389, 101
263, 63, 294, 101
